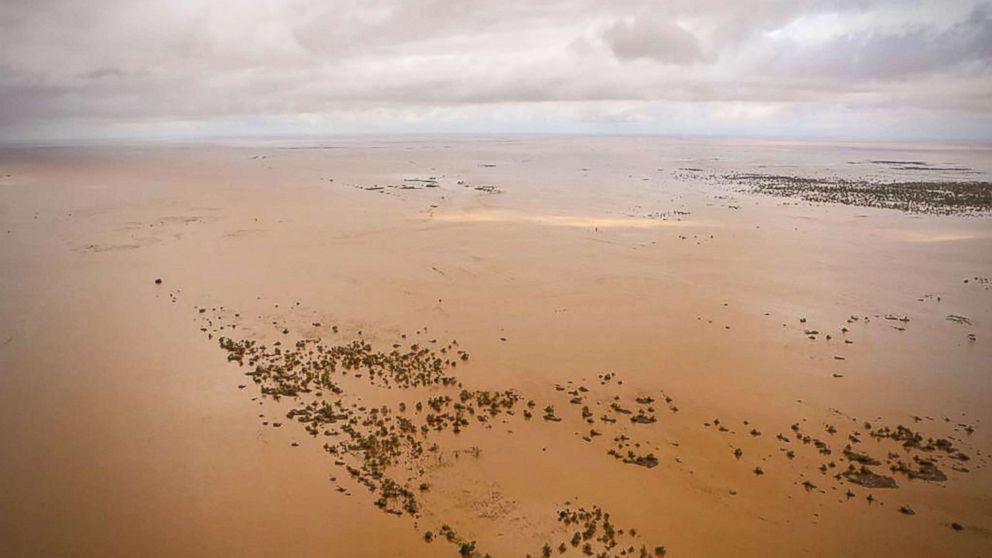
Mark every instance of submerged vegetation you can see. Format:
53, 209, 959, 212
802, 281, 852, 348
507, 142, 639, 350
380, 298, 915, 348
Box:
723, 173, 992, 214
195, 300, 982, 556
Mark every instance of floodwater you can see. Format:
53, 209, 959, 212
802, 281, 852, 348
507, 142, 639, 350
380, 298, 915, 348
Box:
1, 136, 990, 557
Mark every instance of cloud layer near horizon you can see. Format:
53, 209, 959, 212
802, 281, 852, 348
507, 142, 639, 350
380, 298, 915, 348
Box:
1, 0, 991, 141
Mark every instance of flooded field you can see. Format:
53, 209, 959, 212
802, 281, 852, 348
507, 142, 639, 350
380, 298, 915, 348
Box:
1, 136, 990, 557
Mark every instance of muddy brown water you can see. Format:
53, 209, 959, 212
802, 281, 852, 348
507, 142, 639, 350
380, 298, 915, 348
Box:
1, 137, 991, 557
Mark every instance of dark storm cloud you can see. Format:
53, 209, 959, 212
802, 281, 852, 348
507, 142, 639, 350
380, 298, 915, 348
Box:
0, 0, 989, 140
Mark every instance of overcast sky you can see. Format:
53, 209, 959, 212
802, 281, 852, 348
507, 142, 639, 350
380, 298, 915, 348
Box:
1, 0, 991, 142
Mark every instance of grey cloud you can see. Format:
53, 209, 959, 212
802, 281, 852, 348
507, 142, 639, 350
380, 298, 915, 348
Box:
602, 15, 704, 64
77, 68, 127, 80
0, 0, 990, 141
769, 6, 992, 80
